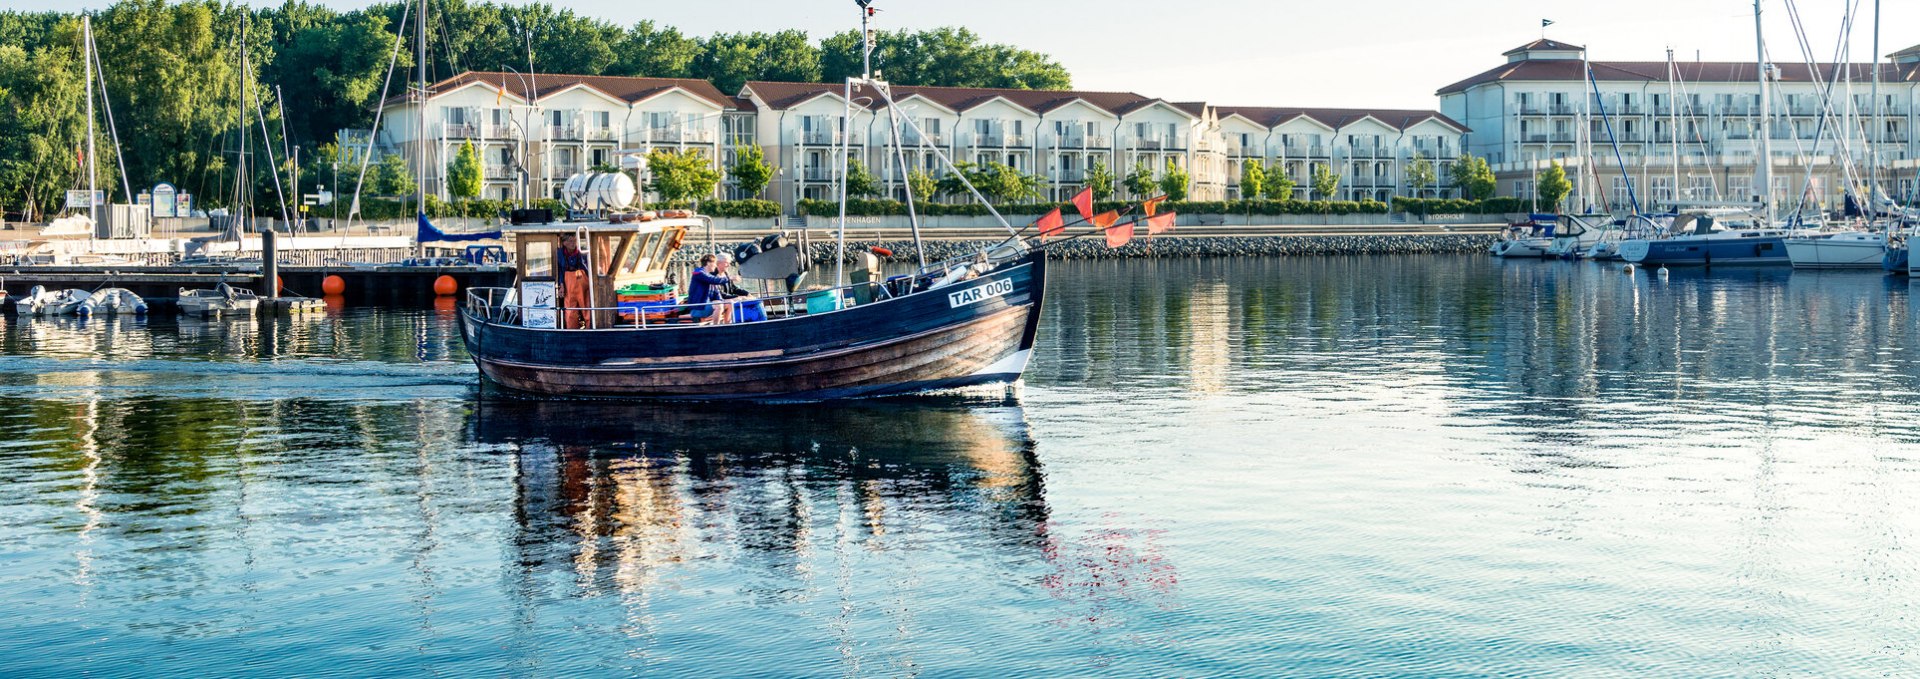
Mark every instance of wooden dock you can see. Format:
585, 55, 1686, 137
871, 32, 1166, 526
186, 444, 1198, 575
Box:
0, 264, 513, 304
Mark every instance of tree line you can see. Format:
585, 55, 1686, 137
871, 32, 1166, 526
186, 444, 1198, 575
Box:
0, 0, 1071, 220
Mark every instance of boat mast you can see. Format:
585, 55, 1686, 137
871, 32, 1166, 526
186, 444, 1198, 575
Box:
1869, 0, 1881, 216
1754, 0, 1773, 224
1579, 44, 1591, 212
1667, 47, 1680, 207
416, 0, 428, 225
82, 15, 98, 228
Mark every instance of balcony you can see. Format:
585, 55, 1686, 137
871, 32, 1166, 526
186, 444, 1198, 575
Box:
973, 133, 1028, 148
643, 128, 717, 144
1550, 133, 1576, 143
483, 164, 513, 180
1346, 146, 1386, 159
1550, 104, 1577, 115
800, 166, 834, 181
1132, 136, 1187, 151
902, 132, 944, 147
1282, 144, 1327, 158
585, 127, 618, 142
1516, 104, 1546, 115
547, 125, 580, 140
442, 122, 480, 139
486, 124, 518, 139
800, 131, 844, 146
1052, 169, 1087, 183
1524, 134, 1549, 143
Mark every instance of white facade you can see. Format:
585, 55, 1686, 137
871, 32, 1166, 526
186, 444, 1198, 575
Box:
1217, 108, 1467, 201
1440, 39, 1920, 211
379, 72, 734, 205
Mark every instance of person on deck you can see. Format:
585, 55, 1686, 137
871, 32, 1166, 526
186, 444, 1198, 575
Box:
558, 234, 590, 329
686, 253, 736, 324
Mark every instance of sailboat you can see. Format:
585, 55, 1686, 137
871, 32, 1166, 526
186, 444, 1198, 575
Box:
1621, 1, 1816, 267
458, 1, 1052, 400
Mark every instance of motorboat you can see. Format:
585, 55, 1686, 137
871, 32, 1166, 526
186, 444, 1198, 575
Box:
1618, 211, 1815, 267
1784, 229, 1888, 269
19, 285, 96, 316
1490, 214, 1560, 258
86, 288, 149, 315
177, 282, 260, 317
1544, 214, 1608, 260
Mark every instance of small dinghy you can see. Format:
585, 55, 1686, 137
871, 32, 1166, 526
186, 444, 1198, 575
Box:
20, 286, 98, 316
87, 288, 149, 316
177, 282, 260, 317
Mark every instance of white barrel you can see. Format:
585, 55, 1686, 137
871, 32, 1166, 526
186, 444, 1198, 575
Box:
561, 172, 637, 211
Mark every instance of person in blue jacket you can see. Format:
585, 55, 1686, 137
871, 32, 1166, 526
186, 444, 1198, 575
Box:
686, 253, 736, 323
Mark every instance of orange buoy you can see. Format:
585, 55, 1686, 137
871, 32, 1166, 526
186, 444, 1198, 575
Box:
433, 275, 457, 296
275, 275, 284, 295
870, 246, 894, 257
321, 275, 346, 295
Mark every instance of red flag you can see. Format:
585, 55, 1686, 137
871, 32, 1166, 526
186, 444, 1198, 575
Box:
1142, 195, 1167, 217
1096, 211, 1131, 248
1146, 211, 1176, 235
1070, 187, 1094, 222
1035, 207, 1065, 241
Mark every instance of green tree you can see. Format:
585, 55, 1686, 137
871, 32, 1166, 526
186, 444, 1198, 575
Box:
819, 27, 1070, 89
260, 4, 403, 148
1238, 159, 1264, 200
1537, 160, 1572, 211
1122, 161, 1155, 198
843, 156, 880, 197
1405, 153, 1436, 198
645, 148, 721, 203
728, 144, 773, 197
611, 20, 698, 77
1451, 153, 1496, 201
1084, 156, 1114, 200
1310, 163, 1341, 200
447, 139, 481, 199
1263, 162, 1295, 201
905, 168, 935, 202
693, 30, 820, 94
370, 153, 415, 196
1158, 159, 1189, 201
978, 162, 1041, 203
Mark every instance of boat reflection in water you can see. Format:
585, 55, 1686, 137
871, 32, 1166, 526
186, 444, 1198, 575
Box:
474, 396, 1052, 596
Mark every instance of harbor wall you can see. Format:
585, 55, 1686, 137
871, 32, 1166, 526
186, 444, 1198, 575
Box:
708, 213, 1508, 232
680, 233, 1501, 264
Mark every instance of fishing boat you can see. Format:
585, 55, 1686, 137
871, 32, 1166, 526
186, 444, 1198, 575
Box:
458, 0, 1054, 401
177, 283, 260, 317
1784, 230, 1888, 269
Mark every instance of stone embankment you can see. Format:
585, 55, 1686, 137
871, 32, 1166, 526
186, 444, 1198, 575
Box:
680, 233, 1498, 264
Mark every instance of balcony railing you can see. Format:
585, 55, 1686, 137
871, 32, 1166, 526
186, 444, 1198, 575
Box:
800, 166, 834, 181
801, 131, 844, 146
903, 132, 944, 147
442, 123, 480, 138
1517, 104, 1546, 115
548, 125, 580, 140
586, 127, 618, 142
973, 133, 1028, 148
483, 165, 513, 180
1283, 144, 1328, 157
642, 128, 717, 144
486, 124, 518, 139
1052, 169, 1087, 183
1550, 133, 1576, 143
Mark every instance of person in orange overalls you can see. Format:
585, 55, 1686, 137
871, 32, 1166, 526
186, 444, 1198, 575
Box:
558, 234, 590, 329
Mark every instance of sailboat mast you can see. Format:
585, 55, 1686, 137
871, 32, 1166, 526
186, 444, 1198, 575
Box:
417, 0, 428, 217
1869, 0, 1881, 213
83, 15, 98, 227
1754, 0, 1773, 223
1667, 47, 1680, 207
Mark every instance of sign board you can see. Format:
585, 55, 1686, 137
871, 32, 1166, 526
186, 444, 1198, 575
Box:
948, 278, 1013, 308
519, 282, 557, 328
151, 183, 179, 218
177, 193, 193, 216
65, 190, 106, 209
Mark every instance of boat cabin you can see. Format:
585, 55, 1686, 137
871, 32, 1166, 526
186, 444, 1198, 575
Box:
501, 218, 699, 329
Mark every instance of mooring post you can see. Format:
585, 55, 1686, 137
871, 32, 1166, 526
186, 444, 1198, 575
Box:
262, 221, 279, 301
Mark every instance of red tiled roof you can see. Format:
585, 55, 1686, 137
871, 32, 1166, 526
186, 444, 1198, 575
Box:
1215, 106, 1469, 133
1438, 59, 1920, 95
394, 71, 737, 109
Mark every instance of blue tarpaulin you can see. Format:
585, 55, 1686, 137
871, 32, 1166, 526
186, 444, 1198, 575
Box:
418, 214, 501, 243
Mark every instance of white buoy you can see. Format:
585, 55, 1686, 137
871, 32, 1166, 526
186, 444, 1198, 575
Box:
1624, 263, 1637, 274
1657, 265, 1669, 279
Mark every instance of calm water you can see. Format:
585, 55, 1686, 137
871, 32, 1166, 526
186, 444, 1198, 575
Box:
2, 257, 1918, 677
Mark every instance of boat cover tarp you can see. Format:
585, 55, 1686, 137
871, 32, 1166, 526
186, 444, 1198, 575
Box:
418, 214, 501, 243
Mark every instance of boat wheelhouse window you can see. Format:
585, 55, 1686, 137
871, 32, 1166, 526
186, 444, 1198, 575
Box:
647, 231, 676, 270
592, 234, 626, 275
525, 241, 554, 278
623, 232, 657, 273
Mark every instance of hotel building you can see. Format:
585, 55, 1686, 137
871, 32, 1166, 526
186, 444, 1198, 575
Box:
1439, 39, 1920, 211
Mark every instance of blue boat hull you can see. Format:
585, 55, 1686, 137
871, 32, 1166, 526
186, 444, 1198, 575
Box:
459, 253, 1047, 401
1885, 247, 1910, 274
1621, 236, 1792, 266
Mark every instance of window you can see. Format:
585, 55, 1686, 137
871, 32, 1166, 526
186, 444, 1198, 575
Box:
590, 111, 610, 129
525, 241, 554, 278
549, 110, 565, 127
443, 106, 467, 124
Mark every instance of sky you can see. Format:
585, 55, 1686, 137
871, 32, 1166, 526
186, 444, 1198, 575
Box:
26, 0, 1920, 110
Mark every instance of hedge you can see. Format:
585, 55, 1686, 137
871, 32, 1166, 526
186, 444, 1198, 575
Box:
691, 199, 780, 219
797, 198, 1395, 218
1392, 196, 1529, 214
